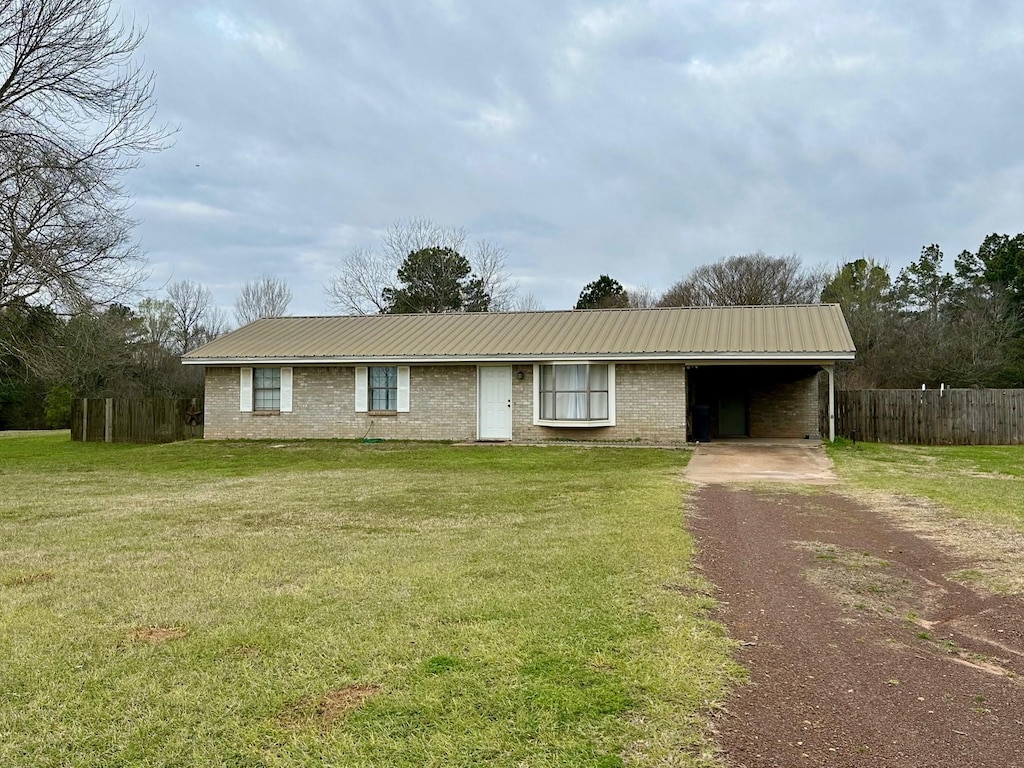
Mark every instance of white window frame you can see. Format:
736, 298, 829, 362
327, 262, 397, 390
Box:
532, 362, 615, 427
369, 365, 398, 411
239, 366, 293, 413
253, 367, 281, 411
355, 366, 410, 413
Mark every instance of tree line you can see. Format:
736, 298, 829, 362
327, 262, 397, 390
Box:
573, 237, 1024, 390
0, 1, 301, 428
2, 1, 1021, 431
0, 276, 293, 429
821, 236, 1023, 389
6, 215, 1022, 428
572, 252, 825, 310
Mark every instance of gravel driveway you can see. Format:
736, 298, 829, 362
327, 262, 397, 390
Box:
686, 442, 1024, 767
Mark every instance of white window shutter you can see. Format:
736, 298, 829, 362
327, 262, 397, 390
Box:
606, 363, 616, 426
280, 367, 293, 412
532, 364, 541, 423
397, 366, 410, 412
355, 366, 368, 412
239, 367, 253, 412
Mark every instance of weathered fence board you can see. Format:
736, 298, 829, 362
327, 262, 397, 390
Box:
836, 389, 1024, 445
72, 398, 203, 444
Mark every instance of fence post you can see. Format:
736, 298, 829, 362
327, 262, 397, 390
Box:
81, 398, 88, 442
827, 365, 835, 442
104, 398, 113, 443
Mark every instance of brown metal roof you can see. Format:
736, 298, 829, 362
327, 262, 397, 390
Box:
182, 305, 856, 364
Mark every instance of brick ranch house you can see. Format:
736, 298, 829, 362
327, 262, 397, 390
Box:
182, 305, 855, 443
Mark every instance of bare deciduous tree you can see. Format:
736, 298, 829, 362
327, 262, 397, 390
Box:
325, 246, 393, 315
0, 143, 140, 316
627, 284, 658, 308
510, 291, 543, 312
940, 289, 1021, 387
0, 0, 168, 316
133, 296, 199, 396
234, 275, 292, 326
656, 280, 700, 308
659, 252, 826, 307
471, 239, 517, 311
167, 280, 227, 354
381, 217, 465, 265
136, 298, 176, 350
324, 218, 520, 314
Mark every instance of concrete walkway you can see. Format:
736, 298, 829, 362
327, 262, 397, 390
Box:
684, 438, 838, 485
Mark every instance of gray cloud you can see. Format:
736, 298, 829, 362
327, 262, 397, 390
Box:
121, 0, 1024, 316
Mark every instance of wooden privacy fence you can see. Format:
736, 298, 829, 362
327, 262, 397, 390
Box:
71, 398, 203, 443
836, 389, 1024, 445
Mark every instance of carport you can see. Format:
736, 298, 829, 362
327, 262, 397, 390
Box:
687, 364, 832, 441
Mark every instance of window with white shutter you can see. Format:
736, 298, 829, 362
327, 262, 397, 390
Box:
239, 367, 253, 412
354, 367, 368, 412
355, 366, 410, 412
279, 367, 293, 412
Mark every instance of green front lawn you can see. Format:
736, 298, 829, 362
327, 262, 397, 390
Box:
0, 435, 740, 767
827, 440, 1024, 530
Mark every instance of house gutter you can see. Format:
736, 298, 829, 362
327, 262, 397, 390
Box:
182, 352, 855, 366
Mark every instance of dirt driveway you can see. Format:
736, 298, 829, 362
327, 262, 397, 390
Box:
686, 442, 1024, 767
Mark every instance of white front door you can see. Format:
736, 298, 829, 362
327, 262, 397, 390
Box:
478, 366, 512, 440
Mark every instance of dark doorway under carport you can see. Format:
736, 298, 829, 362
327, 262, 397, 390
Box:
686, 365, 823, 440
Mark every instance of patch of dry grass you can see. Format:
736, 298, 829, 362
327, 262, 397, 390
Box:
828, 442, 1024, 595
799, 541, 917, 617
845, 490, 1024, 595
3, 571, 54, 587
278, 685, 382, 730
129, 626, 188, 644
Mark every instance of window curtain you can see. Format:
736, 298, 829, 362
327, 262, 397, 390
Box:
588, 365, 608, 419
538, 363, 612, 421
554, 364, 586, 419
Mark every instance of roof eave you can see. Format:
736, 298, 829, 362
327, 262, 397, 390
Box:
182, 351, 856, 366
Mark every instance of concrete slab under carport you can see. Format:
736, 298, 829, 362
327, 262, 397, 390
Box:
684, 438, 838, 485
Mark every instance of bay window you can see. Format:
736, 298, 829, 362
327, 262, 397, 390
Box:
535, 363, 615, 425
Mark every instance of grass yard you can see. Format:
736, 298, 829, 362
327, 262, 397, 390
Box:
0, 434, 741, 767
827, 440, 1024, 531
827, 440, 1024, 594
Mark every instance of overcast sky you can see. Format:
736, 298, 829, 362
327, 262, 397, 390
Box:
120, 0, 1024, 319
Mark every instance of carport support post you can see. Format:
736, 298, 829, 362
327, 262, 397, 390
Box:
826, 365, 835, 443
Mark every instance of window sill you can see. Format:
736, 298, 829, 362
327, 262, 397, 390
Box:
367, 410, 398, 417
251, 410, 281, 416
534, 419, 614, 428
